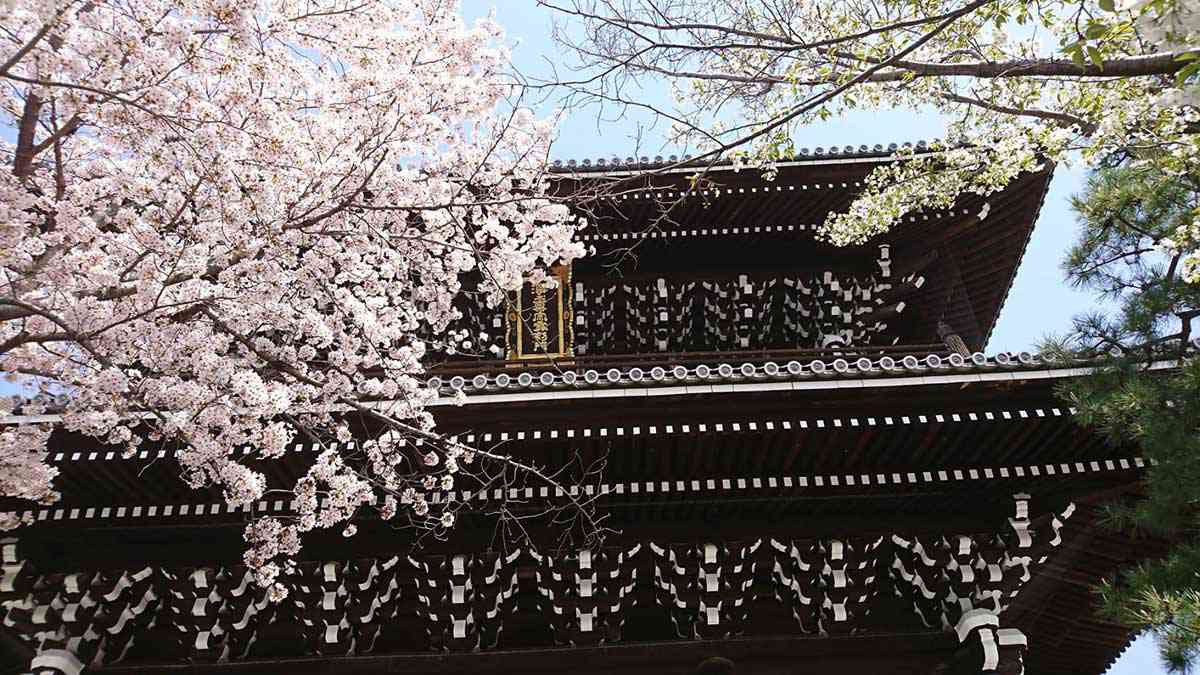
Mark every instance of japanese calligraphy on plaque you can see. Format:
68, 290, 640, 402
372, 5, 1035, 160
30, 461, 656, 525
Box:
507, 265, 574, 360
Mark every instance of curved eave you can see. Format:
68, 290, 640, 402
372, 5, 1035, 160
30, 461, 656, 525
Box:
980, 160, 1057, 350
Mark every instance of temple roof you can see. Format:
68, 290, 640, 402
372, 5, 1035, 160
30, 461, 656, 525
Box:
424, 352, 1174, 404
547, 140, 941, 173
539, 155, 1054, 352
0, 360, 1163, 675
8, 361, 1156, 541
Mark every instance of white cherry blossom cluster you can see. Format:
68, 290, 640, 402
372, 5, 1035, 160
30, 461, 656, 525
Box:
821, 134, 1052, 246
0, 397, 58, 527
244, 517, 303, 600
0, 0, 585, 588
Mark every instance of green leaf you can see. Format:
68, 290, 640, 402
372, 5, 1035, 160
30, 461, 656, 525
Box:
1088, 46, 1105, 69
1099, 0, 1115, 11
1176, 61, 1200, 86
1086, 22, 1108, 39
1069, 44, 1086, 68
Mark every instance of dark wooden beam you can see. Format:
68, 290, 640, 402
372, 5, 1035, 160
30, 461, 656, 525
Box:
92, 631, 958, 675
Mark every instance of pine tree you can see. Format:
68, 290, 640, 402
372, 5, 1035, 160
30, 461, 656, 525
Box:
1053, 165, 1200, 672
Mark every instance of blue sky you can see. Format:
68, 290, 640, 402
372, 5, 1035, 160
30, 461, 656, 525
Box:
461, 1, 1165, 673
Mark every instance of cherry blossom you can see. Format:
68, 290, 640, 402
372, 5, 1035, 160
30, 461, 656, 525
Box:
0, 0, 585, 589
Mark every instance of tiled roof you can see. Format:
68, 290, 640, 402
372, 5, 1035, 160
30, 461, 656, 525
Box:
424, 352, 1176, 403
549, 140, 938, 173
0, 354, 1178, 422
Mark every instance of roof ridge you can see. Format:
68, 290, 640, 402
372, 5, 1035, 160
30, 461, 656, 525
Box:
549, 139, 941, 173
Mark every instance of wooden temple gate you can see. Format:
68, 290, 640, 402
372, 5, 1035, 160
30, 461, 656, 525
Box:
0, 152, 1162, 674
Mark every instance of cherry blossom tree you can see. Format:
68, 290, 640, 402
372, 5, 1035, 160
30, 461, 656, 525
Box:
544, 0, 1200, 266
0, 0, 588, 598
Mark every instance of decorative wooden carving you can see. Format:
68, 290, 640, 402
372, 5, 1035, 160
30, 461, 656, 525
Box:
890, 494, 1075, 631
453, 248, 924, 359
0, 501, 1074, 669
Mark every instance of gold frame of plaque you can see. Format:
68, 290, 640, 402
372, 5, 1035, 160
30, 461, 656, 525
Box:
506, 264, 574, 360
